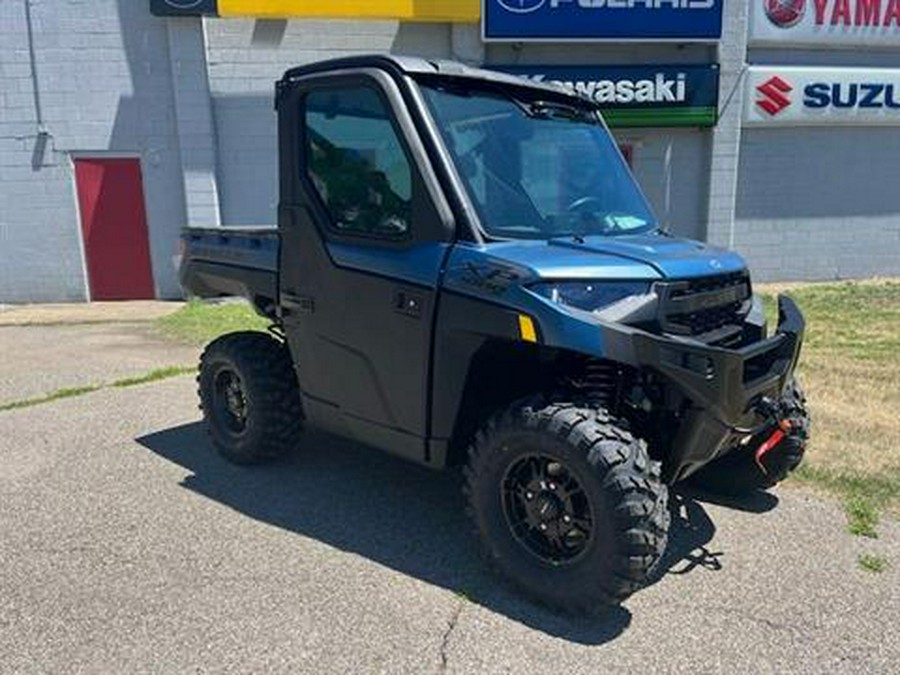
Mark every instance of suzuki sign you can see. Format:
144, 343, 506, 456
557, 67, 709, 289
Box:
750, 0, 900, 48
483, 0, 724, 41
744, 66, 900, 126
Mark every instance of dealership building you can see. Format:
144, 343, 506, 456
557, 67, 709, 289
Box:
1, 0, 899, 302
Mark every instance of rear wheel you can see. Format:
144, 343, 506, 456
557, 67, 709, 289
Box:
464, 397, 669, 612
198, 331, 303, 465
689, 379, 809, 496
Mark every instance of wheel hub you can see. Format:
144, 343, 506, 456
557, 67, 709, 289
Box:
502, 455, 594, 565
214, 369, 248, 433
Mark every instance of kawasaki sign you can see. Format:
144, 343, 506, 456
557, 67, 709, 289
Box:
496, 65, 720, 127
744, 66, 900, 126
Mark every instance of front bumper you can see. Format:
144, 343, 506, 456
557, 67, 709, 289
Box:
621, 295, 805, 482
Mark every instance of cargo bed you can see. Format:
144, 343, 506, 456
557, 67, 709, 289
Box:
178, 227, 280, 317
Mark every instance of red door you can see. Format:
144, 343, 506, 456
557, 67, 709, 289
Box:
74, 157, 155, 300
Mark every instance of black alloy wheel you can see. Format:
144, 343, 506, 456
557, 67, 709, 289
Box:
502, 454, 594, 565
212, 368, 249, 435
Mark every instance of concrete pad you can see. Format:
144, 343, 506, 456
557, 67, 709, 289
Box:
0, 378, 897, 673
0, 323, 198, 406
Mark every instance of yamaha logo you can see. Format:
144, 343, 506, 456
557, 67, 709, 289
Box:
496, 0, 546, 13
756, 76, 794, 115
764, 0, 806, 28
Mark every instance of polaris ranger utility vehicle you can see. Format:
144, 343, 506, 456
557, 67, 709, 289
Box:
180, 56, 809, 611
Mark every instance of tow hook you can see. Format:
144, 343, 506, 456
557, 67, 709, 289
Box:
754, 419, 793, 475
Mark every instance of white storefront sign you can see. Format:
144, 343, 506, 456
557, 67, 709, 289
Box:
744, 66, 900, 126
750, 0, 900, 48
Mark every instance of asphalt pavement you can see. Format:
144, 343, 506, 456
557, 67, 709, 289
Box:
1, 333, 898, 673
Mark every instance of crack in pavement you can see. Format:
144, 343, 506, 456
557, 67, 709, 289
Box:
439, 598, 465, 673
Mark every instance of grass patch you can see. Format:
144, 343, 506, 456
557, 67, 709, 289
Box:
858, 554, 888, 574
156, 298, 268, 346
846, 497, 880, 539
758, 280, 900, 530
0, 367, 194, 413
111, 366, 195, 389
0, 386, 101, 412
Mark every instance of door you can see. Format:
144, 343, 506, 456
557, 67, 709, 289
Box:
278, 75, 454, 462
74, 157, 155, 300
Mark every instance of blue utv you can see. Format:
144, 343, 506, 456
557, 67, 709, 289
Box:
179, 56, 809, 612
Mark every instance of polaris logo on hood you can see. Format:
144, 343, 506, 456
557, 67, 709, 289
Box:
526, 72, 688, 104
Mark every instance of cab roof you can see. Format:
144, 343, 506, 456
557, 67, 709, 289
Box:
278, 54, 588, 107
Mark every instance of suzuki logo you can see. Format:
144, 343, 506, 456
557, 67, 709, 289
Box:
496, 0, 546, 13
764, 0, 807, 28
756, 76, 794, 115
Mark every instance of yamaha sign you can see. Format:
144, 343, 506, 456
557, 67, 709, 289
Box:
744, 66, 900, 126
483, 0, 724, 41
750, 0, 900, 47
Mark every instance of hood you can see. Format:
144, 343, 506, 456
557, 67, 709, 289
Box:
477, 233, 746, 281
543, 234, 747, 280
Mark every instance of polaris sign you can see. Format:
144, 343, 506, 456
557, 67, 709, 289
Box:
744, 66, 900, 126
750, 0, 900, 48
497, 65, 720, 127
483, 0, 724, 41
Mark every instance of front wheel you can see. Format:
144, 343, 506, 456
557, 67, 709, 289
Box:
464, 397, 669, 612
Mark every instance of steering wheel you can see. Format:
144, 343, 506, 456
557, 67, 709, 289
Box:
565, 197, 629, 235
566, 196, 604, 214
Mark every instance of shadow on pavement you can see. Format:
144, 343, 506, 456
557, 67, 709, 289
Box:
136, 422, 764, 645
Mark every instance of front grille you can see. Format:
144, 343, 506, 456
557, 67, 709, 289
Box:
657, 271, 751, 340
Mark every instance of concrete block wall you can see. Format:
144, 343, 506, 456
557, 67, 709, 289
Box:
0, 0, 186, 302
3, 3, 898, 302
734, 128, 900, 281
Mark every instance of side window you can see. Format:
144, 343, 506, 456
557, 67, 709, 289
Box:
305, 86, 412, 238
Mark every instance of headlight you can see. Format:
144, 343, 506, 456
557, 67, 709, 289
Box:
529, 281, 651, 312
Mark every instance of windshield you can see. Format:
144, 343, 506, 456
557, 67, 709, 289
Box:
421, 83, 658, 240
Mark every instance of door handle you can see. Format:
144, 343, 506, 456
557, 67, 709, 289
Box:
393, 289, 423, 318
